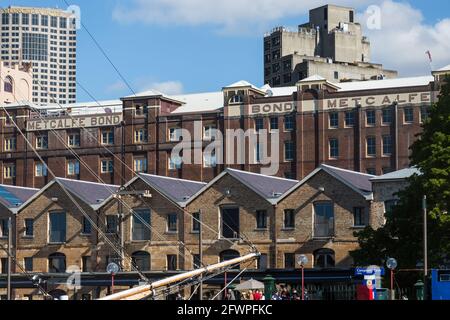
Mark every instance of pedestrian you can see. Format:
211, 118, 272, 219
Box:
253, 289, 262, 301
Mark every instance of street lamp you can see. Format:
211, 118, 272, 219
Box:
107, 262, 120, 294
386, 258, 397, 300
297, 254, 308, 301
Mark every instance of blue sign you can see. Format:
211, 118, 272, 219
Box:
355, 267, 385, 276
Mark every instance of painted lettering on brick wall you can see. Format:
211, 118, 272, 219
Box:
326, 92, 433, 109
250, 102, 296, 115
27, 114, 123, 131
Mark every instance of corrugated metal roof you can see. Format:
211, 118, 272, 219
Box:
371, 167, 420, 181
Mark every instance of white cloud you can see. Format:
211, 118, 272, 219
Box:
360, 0, 450, 76
138, 80, 184, 95
112, 0, 373, 34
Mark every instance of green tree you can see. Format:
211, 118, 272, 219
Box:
351, 76, 450, 270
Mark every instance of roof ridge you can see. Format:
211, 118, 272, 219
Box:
320, 164, 376, 177
55, 177, 119, 188
138, 173, 207, 185
0, 184, 39, 191
226, 168, 299, 183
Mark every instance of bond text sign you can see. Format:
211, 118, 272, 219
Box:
27, 114, 123, 131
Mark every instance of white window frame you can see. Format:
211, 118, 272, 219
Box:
67, 132, 80, 147
67, 160, 80, 176
134, 158, 147, 173
101, 160, 113, 173
169, 127, 181, 142
3, 165, 15, 179
134, 128, 148, 143
168, 156, 182, 170
36, 135, 48, 149
101, 130, 114, 145
4, 137, 16, 151
203, 125, 216, 141
35, 162, 47, 177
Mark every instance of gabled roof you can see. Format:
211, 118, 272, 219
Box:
299, 75, 326, 82
277, 164, 375, 203
0, 185, 39, 213
171, 91, 224, 114
55, 178, 119, 209
335, 76, 434, 92
185, 168, 298, 206
223, 80, 265, 94
127, 173, 206, 207
18, 178, 119, 212
370, 167, 420, 182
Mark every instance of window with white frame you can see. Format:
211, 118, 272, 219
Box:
134, 158, 147, 173
3, 164, 15, 179
203, 125, 216, 140
168, 155, 182, 170
4, 137, 16, 151
169, 127, 181, 142
134, 128, 148, 143
203, 151, 217, 168
36, 135, 48, 149
67, 131, 80, 147
101, 160, 114, 173
67, 160, 80, 176
35, 162, 47, 177
101, 129, 114, 145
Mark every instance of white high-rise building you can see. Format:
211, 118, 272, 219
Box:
0, 6, 77, 105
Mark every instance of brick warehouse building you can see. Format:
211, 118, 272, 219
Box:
0, 65, 448, 189
0, 164, 385, 300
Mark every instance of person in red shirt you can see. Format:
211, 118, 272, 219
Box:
253, 289, 262, 301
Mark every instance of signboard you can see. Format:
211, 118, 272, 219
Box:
355, 267, 385, 276
27, 113, 123, 131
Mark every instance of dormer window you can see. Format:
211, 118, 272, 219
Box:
4, 76, 13, 93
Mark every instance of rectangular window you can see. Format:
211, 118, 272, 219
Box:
329, 112, 339, 128
134, 158, 147, 173
366, 110, 376, 126
167, 255, 177, 271
382, 108, 392, 124
203, 151, 216, 168
22, 14, 29, 25
284, 253, 295, 269
24, 219, 34, 237
193, 254, 201, 269
257, 254, 268, 270
329, 138, 339, 159
67, 132, 80, 147
270, 117, 278, 131
283, 209, 295, 229
24, 257, 33, 272
192, 212, 200, 232
67, 160, 80, 176
284, 141, 294, 161
3, 165, 15, 179
420, 106, 431, 123
82, 256, 92, 273
404, 108, 414, 123
1, 258, 7, 274
32, 14, 39, 26
101, 160, 114, 173
101, 130, 114, 145
169, 127, 181, 142
51, 16, 57, 28
106, 215, 118, 234
345, 111, 355, 127
167, 213, 177, 232
36, 135, 48, 149
82, 216, 91, 234
382, 135, 392, 156
256, 210, 267, 229
255, 118, 264, 132
4, 137, 16, 151
0, 219, 9, 238
314, 202, 334, 238
366, 136, 376, 157
132, 210, 151, 241
49, 211, 66, 243
134, 128, 148, 143
284, 115, 294, 131
353, 207, 366, 227
168, 156, 182, 170
203, 125, 216, 140
35, 162, 48, 177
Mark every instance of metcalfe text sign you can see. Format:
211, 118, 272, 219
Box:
27, 114, 123, 131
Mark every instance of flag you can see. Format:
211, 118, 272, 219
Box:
426, 50, 433, 63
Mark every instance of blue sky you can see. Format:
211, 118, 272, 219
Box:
2, 0, 450, 102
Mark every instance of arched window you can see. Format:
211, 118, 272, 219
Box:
314, 249, 335, 269
4, 76, 13, 93
132, 251, 151, 271
220, 249, 240, 262
48, 253, 66, 273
